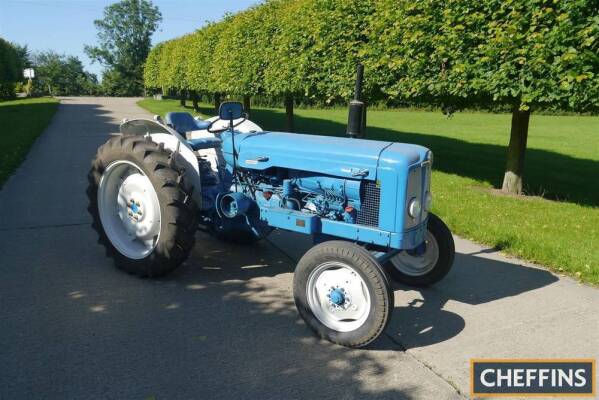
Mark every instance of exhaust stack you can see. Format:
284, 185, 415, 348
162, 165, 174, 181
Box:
347, 63, 366, 139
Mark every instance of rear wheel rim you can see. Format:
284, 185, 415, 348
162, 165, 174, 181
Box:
97, 160, 161, 260
390, 231, 439, 276
306, 262, 371, 332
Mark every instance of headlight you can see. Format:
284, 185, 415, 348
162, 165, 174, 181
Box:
427, 150, 433, 166
408, 198, 421, 218
424, 191, 432, 211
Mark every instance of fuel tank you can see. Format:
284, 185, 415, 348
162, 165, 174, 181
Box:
222, 131, 426, 180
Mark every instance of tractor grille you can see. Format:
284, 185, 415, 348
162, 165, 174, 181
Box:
356, 181, 380, 227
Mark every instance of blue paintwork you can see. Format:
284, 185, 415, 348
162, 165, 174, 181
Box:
187, 137, 222, 151
221, 192, 253, 218
218, 101, 244, 120
291, 174, 362, 207
222, 131, 425, 180
259, 207, 319, 235
377, 143, 428, 233
165, 112, 211, 134
330, 289, 345, 305
200, 129, 432, 251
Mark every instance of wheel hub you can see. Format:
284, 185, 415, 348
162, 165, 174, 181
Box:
97, 161, 162, 260
127, 198, 143, 221
306, 262, 371, 332
329, 288, 346, 306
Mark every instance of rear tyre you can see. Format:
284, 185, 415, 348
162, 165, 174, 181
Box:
294, 241, 393, 348
384, 213, 455, 287
87, 135, 199, 277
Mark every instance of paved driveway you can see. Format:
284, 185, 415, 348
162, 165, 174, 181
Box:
1, 97, 597, 399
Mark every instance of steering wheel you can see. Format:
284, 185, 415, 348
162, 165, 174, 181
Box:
206, 113, 248, 133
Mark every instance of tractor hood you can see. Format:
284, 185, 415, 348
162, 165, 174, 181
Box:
222, 131, 427, 180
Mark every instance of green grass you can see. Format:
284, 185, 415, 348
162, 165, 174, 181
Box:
138, 98, 599, 284
0, 97, 60, 187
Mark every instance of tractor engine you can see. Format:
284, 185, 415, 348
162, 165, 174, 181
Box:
251, 171, 363, 224
203, 129, 433, 250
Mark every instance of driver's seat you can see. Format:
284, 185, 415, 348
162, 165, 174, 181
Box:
165, 112, 221, 151
165, 112, 211, 134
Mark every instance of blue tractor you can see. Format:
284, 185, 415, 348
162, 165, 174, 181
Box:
87, 69, 455, 347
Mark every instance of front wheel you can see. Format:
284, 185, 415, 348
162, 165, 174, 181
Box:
294, 241, 393, 348
385, 213, 455, 287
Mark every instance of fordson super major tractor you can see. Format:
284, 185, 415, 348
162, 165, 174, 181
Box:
87, 68, 455, 348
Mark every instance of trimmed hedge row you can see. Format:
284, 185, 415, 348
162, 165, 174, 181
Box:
144, 0, 598, 112
0, 38, 20, 99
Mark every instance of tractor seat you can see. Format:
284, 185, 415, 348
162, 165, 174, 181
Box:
186, 137, 222, 151
165, 112, 211, 134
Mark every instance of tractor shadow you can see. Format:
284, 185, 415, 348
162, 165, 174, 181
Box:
264, 230, 559, 351
381, 251, 559, 350
1, 225, 557, 398
2, 225, 425, 399
206, 105, 598, 207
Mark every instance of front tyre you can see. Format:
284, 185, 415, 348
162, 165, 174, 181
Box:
294, 241, 393, 348
385, 213, 455, 287
87, 135, 199, 277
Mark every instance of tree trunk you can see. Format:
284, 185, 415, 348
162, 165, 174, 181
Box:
179, 90, 186, 107
191, 91, 200, 112
501, 108, 531, 194
214, 93, 222, 113
285, 94, 294, 132
243, 95, 251, 117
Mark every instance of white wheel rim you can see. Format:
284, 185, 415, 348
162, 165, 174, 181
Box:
306, 262, 371, 332
97, 160, 161, 260
390, 231, 439, 276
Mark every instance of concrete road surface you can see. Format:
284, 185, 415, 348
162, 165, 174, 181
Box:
1, 97, 597, 399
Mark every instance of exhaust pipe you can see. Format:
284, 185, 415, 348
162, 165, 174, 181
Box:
347, 63, 366, 139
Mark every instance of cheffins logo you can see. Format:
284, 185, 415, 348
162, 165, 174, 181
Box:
470, 359, 595, 397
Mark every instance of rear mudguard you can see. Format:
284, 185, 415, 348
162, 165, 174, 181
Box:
119, 116, 263, 209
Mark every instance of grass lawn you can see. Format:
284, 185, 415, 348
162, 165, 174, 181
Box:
0, 97, 59, 187
138, 99, 599, 284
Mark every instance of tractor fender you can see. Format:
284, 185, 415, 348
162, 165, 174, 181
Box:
149, 133, 203, 207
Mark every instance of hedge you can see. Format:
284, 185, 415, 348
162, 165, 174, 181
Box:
144, 0, 597, 112
0, 38, 20, 100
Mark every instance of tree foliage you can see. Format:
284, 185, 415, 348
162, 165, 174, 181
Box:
143, 0, 598, 193
32, 51, 99, 96
145, 0, 597, 111
363, 0, 598, 112
86, 0, 162, 96
0, 38, 20, 99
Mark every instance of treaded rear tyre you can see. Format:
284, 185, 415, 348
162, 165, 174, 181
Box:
294, 241, 393, 348
87, 135, 199, 277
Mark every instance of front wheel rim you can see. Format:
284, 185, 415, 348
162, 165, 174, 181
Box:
390, 231, 439, 276
306, 262, 371, 332
97, 160, 162, 260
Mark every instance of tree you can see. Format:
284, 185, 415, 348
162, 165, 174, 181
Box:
32, 51, 99, 96
144, 0, 597, 196
13, 43, 31, 69
86, 0, 161, 96
0, 38, 19, 99
364, 0, 598, 194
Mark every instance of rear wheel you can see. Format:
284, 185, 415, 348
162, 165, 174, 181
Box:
384, 213, 455, 286
87, 135, 199, 277
294, 241, 393, 348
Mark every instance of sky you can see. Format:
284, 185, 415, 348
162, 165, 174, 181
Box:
0, 0, 258, 78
